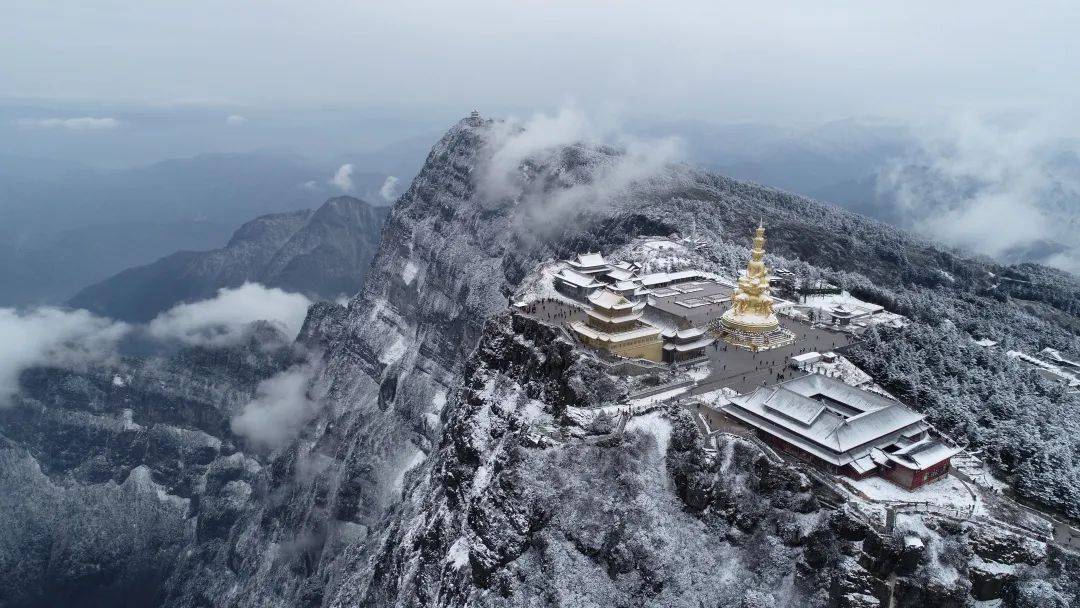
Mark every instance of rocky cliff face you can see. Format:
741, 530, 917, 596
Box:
68, 196, 389, 322
2, 115, 1077, 607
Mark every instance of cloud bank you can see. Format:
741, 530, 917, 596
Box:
231, 364, 321, 450
0, 308, 129, 407
877, 114, 1080, 273
0, 283, 315, 410
17, 117, 121, 131
330, 163, 355, 192
225, 114, 248, 126
147, 283, 313, 347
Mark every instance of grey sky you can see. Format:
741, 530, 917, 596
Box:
4, 1, 1078, 128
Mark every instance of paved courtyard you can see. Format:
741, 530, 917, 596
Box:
690, 318, 855, 394
521, 296, 854, 396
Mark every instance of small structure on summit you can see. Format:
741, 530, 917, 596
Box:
717, 222, 796, 351
566, 252, 610, 275
570, 289, 663, 362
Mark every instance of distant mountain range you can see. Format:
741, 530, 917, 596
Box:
0, 152, 397, 306
69, 196, 389, 322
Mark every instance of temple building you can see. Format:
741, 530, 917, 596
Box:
661, 327, 714, 363
570, 289, 663, 362
566, 252, 610, 275
723, 374, 961, 489
554, 268, 605, 299
717, 222, 795, 351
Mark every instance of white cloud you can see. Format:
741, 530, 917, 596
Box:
330, 163, 355, 192
147, 283, 313, 347
16, 117, 121, 131
225, 114, 248, 126
231, 364, 321, 450
379, 175, 400, 202
0, 307, 129, 407
478, 107, 682, 227
877, 114, 1080, 273
301, 180, 319, 191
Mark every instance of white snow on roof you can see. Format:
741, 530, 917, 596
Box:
850, 454, 877, 475
570, 321, 660, 344
887, 440, 962, 470
725, 375, 926, 460
763, 389, 827, 425
588, 289, 636, 310
638, 270, 706, 287
557, 268, 603, 288
606, 268, 636, 282
663, 337, 714, 352
780, 374, 900, 415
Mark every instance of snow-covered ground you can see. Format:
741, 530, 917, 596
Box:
794, 353, 872, 387
628, 385, 691, 407
513, 261, 584, 307
849, 474, 980, 516
685, 364, 711, 382
625, 411, 673, 456
694, 386, 738, 409
952, 453, 1010, 492
795, 291, 908, 331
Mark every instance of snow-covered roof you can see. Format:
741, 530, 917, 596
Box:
606, 268, 637, 282
850, 454, 876, 475
667, 327, 706, 340
724, 375, 927, 463
588, 289, 638, 311
567, 252, 608, 271
780, 374, 900, 416
556, 268, 604, 288
886, 440, 962, 471
571, 321, 660, 344
974, 338, 999, 348
638, 270, 706, 287
763, 389, 826, 425
791, 352, 821, 364
662, 337, 714, 352
586, 308, 643, 325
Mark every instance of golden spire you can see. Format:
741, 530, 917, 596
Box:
748, 221, 768, 280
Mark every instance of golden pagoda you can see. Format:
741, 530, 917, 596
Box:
718, 221, 795, 351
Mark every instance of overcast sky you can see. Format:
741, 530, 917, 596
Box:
3, 0, 1078, 128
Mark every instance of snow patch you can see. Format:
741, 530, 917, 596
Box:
380, 335, 408, 365
629, 385, 690, 407
447, 537, 470, 569
392, 443, 427, 496
625, 411, 673, 456
432, 389, 447, 411
850, 474, 977, 515
402, 261, 419, 286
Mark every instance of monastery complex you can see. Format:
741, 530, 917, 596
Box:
514, 223, 960, 492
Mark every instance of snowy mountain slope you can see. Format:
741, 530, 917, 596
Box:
2, 114, 1078, 607
157, 115, 1078, 606
68, 196, 388, 322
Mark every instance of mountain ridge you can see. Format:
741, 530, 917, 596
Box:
68, 196, 389, 321
1, 114, 1077, 607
